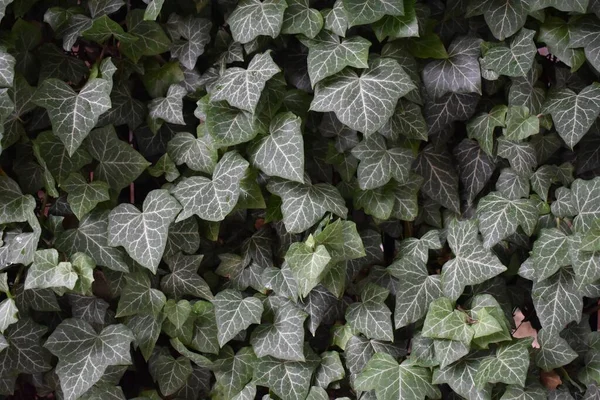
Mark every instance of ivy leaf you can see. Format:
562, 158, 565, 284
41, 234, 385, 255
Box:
482, 0, 528, 40
372, 0, 419, 41
143, 0, 164, 20
108, 189, 181, 273
476, 192, 538, 249
172, 151, 249, 222
454, 138, 495, 203
116, 272, 166, 317
535, 329, 578, 371
422, 297, 473, 344
227, 0, 287, 44
530, 229, 571, 281
379, 99, 428, 141
33, 132, 92, 186
253, 345, 320, 400
267, 178, 347, 233
56, 211, 129, 273
285, 240, 331, 298
282, 0, 323, 38
532, 268, 582, 335
120, 10, 171, 62
351, 135, 413, 190
88, 0, 125, 18
0, 319, 50, 377
475, 338, 532, 388
45, 319, 134, 400
346, 283, 393, 341
466, 105, 507, 156
323, 0, 347, 37
342, 0, 404, 27
306, 33, 370, 87
543, 83, 600, 148
85, 125, 151, 190
432, 354, 492, 400
213, 289, 263, 347
413, 144, 460, 213
167, 131, 217, 174
251, 112, 304, 183
503, 106, 539, 141
148, 84, 186, 125
0, 175, 35, 224
481, 29, 536, 77
148, 348, 192, 396
62, 173, 109, 221
441, 219, 507, 300
161, 253, 213, 300
315, 350, 345, 388
24, 249, 78, 292
497, 138, 537, 177
34, 58, 115, 156
310, 58, 415, 135
355, 352, 439, 400
571, 177, 600, 233
212, 346, 256, 399
167, 15, 211, 70
423, 36, 482, 99
389, 256, 442, 329
251, 296, 307, 361
202, 98, 258, 147
211, 52, 279, 114
0, 298, 17, 333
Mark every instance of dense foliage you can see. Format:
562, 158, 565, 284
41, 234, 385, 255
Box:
4, 0, 600, 399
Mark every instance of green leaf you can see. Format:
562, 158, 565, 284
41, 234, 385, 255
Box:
306, 33, 370, 87
148, 348, 192, 396
342, 0, 404, 27
143, 0, 164, 20
33, 131, 93, 185
56, 211, 129, 273
351, 135, 413, 190
432, 354, 492, 400
62, 173, 109, 221
535, 329, 578, 371
167, 131, 217, 174
253, 345, 320, 400
503, 106, 539, 141
34, 58, 115, 156
24, 249, 78, 292
0, 298, 17, 333
85, 125, 151, 190
532, 268, 582, 335
0, 175, 35, 224
355, 352, 439, 400
481, 29, 536, 77
454, 138, 495, 203
162, 253, 212, 300
475, 338, 532, 388
45, 319, 134, 400
482, 0, 529, 40
211, 52, 280, 114
388, 256, 442, 329
120, 10, 171, 62
379, 99, 428, 141
315, 351, 345, 388
538, 16, 585, 70
422, 297, 473, 344
172, 151, 249, 222
310, 58, 415, 135
148, 84, 186, 125
476, 192, 538, 249
212, 346, 256, 399
0, 319, 50, 377
413, 144, 460, 213
530, 229, 571, 281
323, 1, 347, 37
543, 83, 600, 148
441, 219, 507, 300
227, 0, 287, 44
267, 178, 347, 233
372, 0, 419, 41
571, 177, 600, 233
251, 112, 304, 183
213, 289, 263, 347
251, 296, 307, 360
164, 300, 192, 330
346, 283, 393, 341
467, 105, 507, 156
423, 36, 482, 99
282, 0, 323, 38
285, 240, 331, 297
497, 138, 537, 177
116, 272, 166, 317
108, 190, 181, 273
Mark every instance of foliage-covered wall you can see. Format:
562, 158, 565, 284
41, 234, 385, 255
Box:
1, 0, 600, 399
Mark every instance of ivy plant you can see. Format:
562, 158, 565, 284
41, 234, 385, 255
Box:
3, 0, 600, 399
